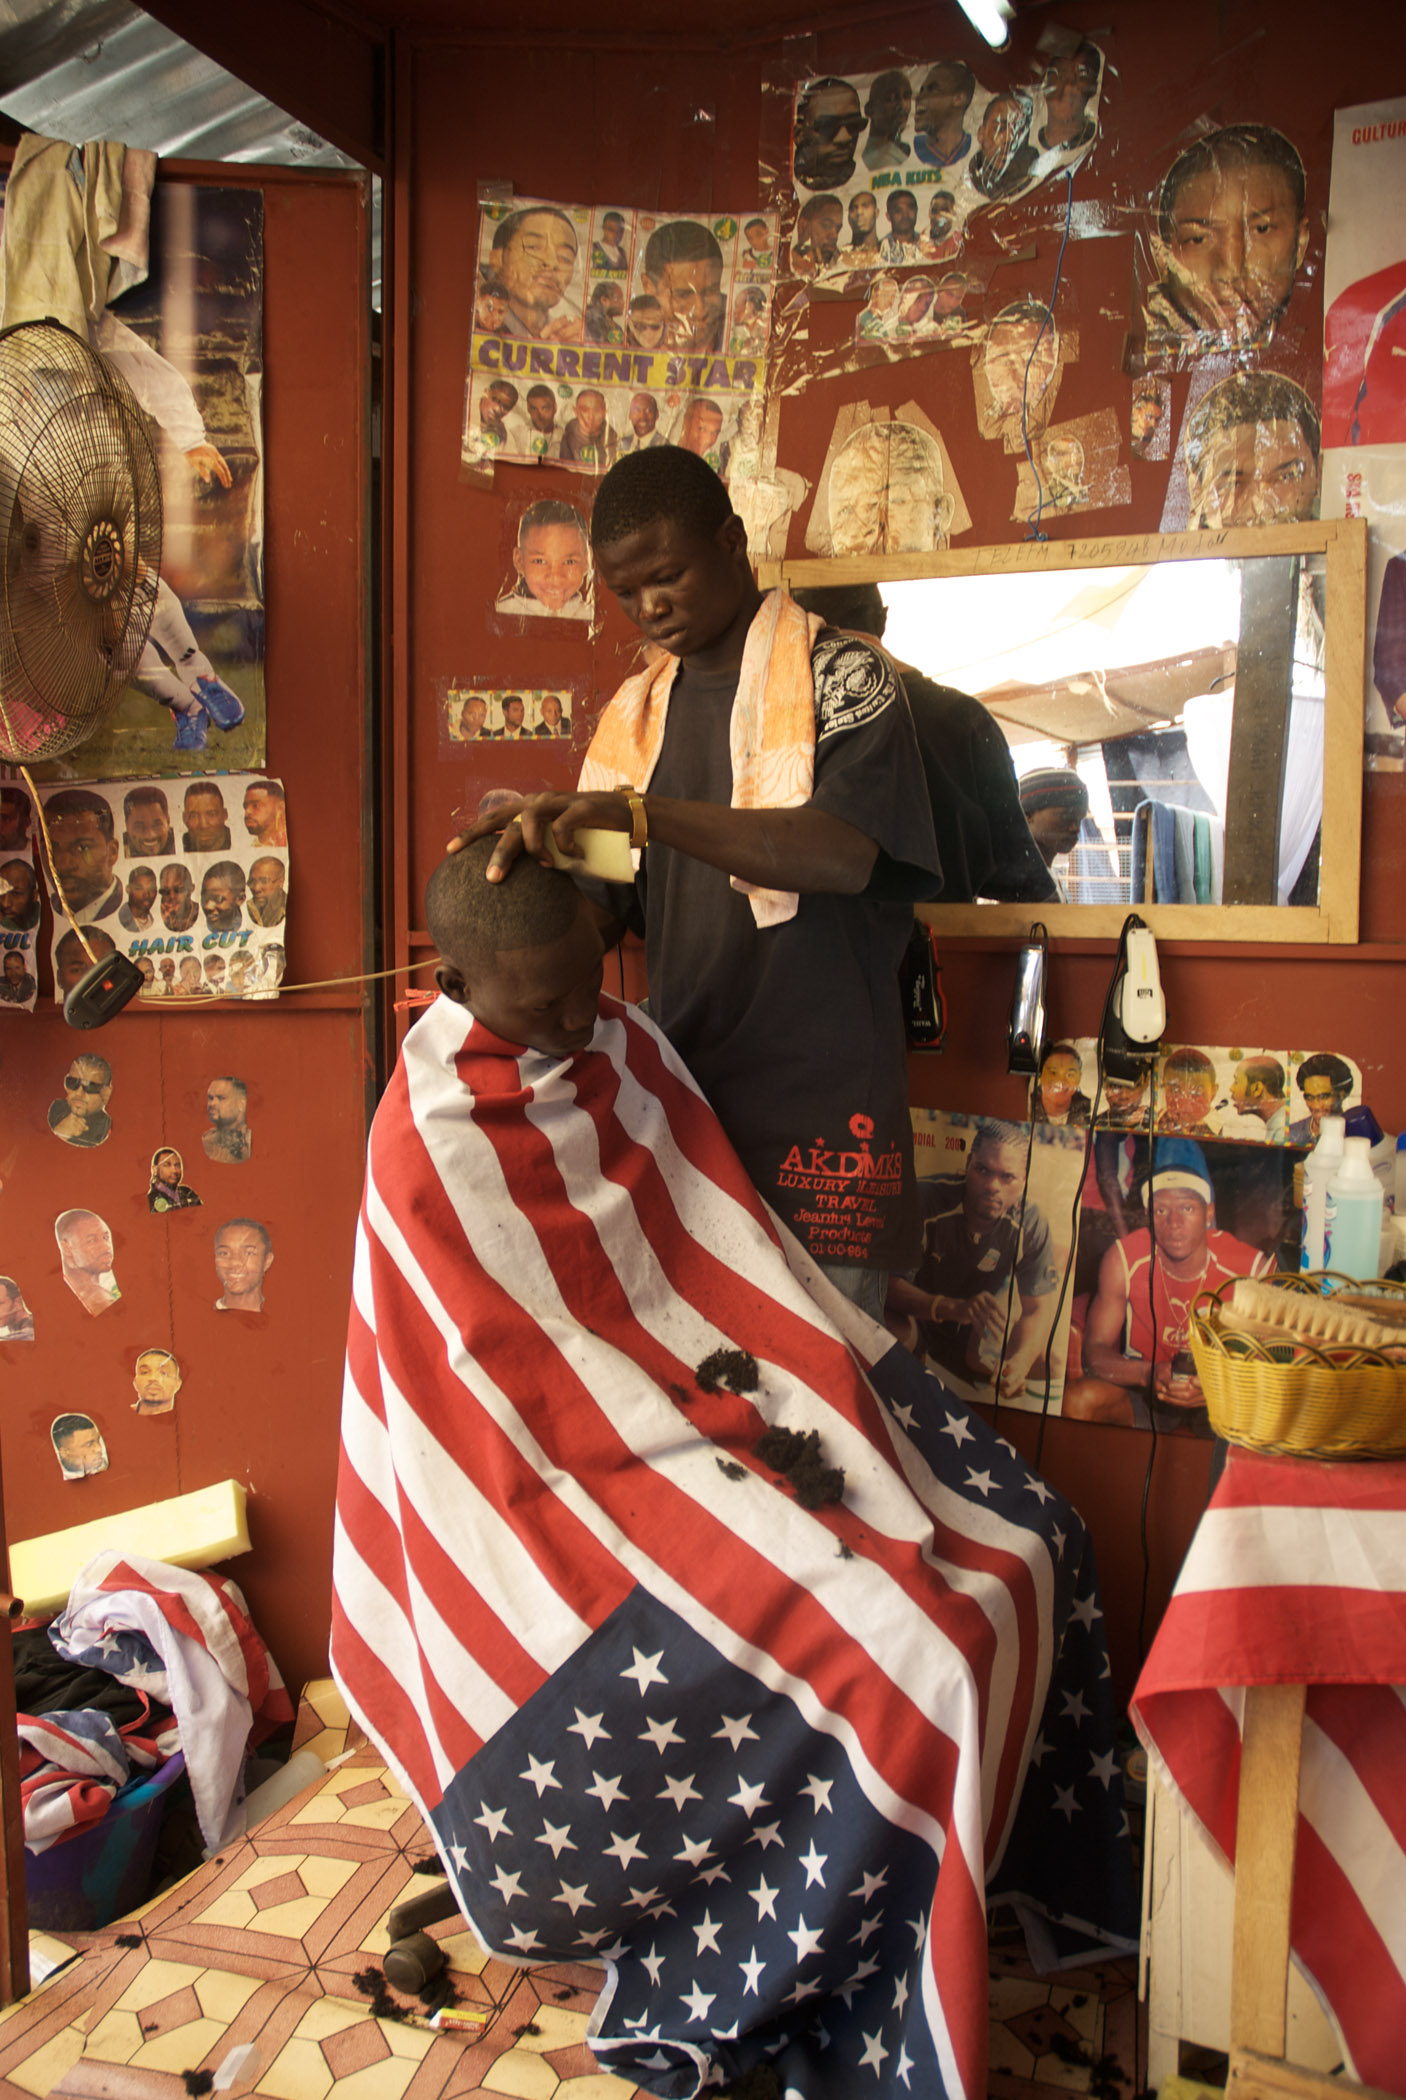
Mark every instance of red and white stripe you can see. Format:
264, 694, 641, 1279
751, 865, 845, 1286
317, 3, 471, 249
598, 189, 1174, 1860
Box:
332, 994, 1067, 2098
1132, 1448, 1406, 2093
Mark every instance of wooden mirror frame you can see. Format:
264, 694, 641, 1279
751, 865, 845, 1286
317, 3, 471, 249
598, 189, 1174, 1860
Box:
761, 517, 1366, 944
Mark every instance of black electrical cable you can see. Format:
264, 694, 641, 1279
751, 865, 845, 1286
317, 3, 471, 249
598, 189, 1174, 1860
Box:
1136, 1055, 1163, 1668
1030, 914, 1142, 1471
989, 927, 1045, 1439
1020, 169, 1076, 545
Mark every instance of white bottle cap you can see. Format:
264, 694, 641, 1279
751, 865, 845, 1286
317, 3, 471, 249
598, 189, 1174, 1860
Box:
1333, 1134, 1376, 1187
1314, 1113, 1346, 1158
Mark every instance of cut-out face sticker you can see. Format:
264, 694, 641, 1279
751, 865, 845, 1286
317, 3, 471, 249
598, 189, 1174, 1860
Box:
203, 1076, 252, 1164
132, 1349, 182, 1415
52, 1412, 109, 1478
148, 1148, 202, 1213
56, 1209, 121, 1317
48, 1054, 113, 1148
214, 1218, 273, 1313
0, 1277, 34, 1341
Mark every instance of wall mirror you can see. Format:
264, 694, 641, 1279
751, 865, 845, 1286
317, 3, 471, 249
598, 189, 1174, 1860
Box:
762, 519, 1365, 943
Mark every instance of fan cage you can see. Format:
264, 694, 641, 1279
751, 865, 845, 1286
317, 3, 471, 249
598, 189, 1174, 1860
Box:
0, 318, 163, 763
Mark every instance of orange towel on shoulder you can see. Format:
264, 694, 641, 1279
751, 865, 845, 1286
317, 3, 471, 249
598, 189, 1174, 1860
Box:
578, 589, 823, 927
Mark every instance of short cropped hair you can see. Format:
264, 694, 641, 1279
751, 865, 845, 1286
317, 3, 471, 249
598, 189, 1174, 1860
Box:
1163, 1046, 1216, 1083
921, 60, 975, 105
518, 498, 586, 542
642, 219, 722, 278
244, 779, 284, 803
212, 1075, 248, 1105
426, 839, 582, 972
46, 788, 113, 837
53, 1413, 97, 1444
124, 786, 169, 817
73, 1053, 112, 1084
791, 582, 886, 637
1159, 125, 1306, 243
219, 1217, 272, 1253
971, 1118, 1026, 1159
1184, 372, 1320, 474
1238, 1055, 1285, 1098
590, 446, 734, 551
491, 205, 577, 255
203, 861, 247, 895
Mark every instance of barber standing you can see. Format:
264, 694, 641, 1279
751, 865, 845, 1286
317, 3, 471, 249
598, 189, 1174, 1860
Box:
453, 448, 940, 1319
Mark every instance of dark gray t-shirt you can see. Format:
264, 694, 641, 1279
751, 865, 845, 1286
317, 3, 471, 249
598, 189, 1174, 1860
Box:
595, 630, 940, 1270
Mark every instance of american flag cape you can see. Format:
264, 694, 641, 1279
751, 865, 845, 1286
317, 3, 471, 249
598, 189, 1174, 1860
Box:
331, 993, 1136, 2099
1131, 1449, 1406, 2095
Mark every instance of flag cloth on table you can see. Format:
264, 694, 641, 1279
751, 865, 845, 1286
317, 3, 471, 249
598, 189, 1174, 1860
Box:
1131, 1447, 1406, 2095
332, 991, 1137, 2099
52, 1552, 294, 1850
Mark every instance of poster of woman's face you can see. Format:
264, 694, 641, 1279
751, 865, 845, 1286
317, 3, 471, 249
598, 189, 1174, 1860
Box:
52, 1413, 109, 1479
1140, 125, 1311, 361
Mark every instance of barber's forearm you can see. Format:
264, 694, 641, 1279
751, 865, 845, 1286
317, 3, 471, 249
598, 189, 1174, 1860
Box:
642, 796, 879, 894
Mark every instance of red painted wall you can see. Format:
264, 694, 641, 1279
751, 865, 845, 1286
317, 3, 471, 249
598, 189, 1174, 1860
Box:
0, 167, 372, 1701
388, 1, 1406, 1703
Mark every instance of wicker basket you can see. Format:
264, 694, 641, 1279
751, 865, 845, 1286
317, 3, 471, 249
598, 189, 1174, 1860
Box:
1188, 1271, 1406, 1460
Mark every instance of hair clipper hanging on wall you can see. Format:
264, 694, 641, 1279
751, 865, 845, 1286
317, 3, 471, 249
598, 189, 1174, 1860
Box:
900, 921, 947, 1050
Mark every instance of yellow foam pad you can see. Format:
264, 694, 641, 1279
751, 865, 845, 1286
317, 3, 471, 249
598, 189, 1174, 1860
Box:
545, 825, 634, 883
9, 1479, 250, 1616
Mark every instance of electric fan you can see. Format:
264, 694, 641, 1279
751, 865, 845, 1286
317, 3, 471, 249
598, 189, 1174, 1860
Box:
0, 317, 163, 761
0, 317, 165, 1023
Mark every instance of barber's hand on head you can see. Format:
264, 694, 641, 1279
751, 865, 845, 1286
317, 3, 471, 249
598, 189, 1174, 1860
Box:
446, 791, 634, 883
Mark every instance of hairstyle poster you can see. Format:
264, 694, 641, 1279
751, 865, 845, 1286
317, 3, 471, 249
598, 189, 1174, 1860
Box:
462, 197, 777, 479
0, 179, 267, 782
1135, 124, 1314, 366
1320, 95, 1406, 773
0, 780, 40, 1014
1060, 1128, 1302, 1438
438, 684, 579, 756
901, 1110, 1085, 1413
1047, 1038, 1363, 1146
787, 50, 1106, 286
37, 774, 288, 1005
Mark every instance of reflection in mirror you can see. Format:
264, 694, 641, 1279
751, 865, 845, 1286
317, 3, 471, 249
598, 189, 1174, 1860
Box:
768, 521, 1365, 943
881, 552, 1324, 909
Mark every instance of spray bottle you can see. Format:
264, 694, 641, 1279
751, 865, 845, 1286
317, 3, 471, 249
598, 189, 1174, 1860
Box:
1300, 1114, 1345, 1280
1324, 1135, 1386, 1285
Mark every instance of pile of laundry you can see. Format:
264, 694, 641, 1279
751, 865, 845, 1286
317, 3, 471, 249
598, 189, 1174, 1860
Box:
16, 1552, 293, 1854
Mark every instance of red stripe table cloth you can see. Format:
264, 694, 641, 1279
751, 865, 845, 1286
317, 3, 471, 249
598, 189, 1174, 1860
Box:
1131, 1446, 1406, 2093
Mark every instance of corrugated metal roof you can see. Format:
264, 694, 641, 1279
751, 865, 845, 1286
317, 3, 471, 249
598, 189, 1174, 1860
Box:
0, 0, 378, 297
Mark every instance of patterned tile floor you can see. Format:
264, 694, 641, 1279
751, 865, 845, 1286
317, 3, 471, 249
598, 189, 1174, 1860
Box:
0, 1684, 1151, 2100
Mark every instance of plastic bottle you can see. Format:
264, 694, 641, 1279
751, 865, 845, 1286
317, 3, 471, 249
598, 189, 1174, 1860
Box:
1324, 1136, 1386, 1285
1300, 1114, 1345, 1279
1344, 1106, 1395, 1208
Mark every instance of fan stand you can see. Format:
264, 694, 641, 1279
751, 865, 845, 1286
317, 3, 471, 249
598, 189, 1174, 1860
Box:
0, 1485, 29, 2002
